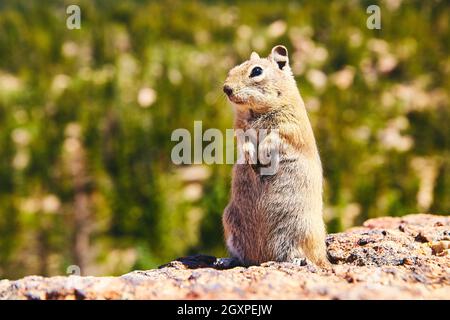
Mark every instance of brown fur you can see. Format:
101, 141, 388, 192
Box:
222, 45, 330, 268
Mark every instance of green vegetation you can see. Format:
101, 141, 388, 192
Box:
0, 0, 448, 278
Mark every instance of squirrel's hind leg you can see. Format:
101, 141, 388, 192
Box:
300, 223, 332, 270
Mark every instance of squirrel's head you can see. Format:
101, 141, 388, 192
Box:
223, 45, 297, 112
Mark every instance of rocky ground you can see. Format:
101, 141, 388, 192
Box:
0, 214, 449, 300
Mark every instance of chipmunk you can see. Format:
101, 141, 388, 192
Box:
221, 45, 330, 268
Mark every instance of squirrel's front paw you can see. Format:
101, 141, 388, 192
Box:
242, 141, 257, 164
258, 132, 281, 164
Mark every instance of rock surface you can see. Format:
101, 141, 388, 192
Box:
0, 214, 449, 300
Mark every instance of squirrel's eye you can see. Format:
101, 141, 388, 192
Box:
250, 66, 263, 78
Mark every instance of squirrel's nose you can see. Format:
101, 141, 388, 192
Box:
223, 85, 233, 96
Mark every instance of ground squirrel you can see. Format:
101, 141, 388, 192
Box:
222, 45, 330, 268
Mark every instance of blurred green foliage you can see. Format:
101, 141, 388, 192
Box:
0, 0, 448, 278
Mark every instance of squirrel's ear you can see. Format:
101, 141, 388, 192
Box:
269, 45, 289, 70
250, 51, 260, 60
